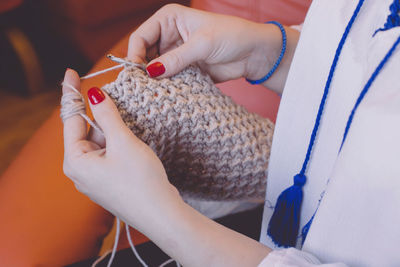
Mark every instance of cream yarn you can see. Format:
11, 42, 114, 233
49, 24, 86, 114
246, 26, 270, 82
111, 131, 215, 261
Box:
102, 65, 274, 200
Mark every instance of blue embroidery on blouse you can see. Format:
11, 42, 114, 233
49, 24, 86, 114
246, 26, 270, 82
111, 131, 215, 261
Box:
374, 0, 400, 36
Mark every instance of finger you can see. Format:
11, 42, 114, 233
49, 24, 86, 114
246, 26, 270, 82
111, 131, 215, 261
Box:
86, 87, 131, 143
88, 125, 106, 148
146, 38, 208, 78
146, 44, 159, 62
62, 68, 87, 151
127, 14, 162, 62
127, 4, 184, 62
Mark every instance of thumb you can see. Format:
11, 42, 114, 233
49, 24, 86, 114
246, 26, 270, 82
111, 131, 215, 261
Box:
146, 39, 206, 78
87, 87, 129, 140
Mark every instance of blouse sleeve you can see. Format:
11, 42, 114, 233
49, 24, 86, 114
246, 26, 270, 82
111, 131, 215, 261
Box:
258, 248, 348, 267
290, 23, 304, 32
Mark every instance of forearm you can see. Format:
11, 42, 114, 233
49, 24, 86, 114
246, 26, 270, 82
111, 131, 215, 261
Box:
134, 193, 271, 267
246, 24, 300, 95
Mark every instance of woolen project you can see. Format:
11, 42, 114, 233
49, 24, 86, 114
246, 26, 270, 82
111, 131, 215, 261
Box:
102, 65, 274, 200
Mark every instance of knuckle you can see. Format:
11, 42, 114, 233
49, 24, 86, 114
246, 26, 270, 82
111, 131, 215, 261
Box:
166, 52, 184, 70
197, 30, 214, 44
113, 130, 135, 149
63, 155, 79, 178
160, 3, 181, 13
74, 183, 87, 195
128, 31, 143, 53
156, 3, 185, 19
129, 29, 140, 42
128, 31, 135, 44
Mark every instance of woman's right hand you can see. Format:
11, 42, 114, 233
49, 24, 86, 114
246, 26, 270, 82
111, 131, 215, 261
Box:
127, 4, 298, 93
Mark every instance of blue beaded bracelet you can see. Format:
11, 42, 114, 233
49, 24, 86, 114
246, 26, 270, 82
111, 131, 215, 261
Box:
246, 21, 287, 85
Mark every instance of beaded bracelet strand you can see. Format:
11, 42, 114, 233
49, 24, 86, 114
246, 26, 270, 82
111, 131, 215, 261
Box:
246, 21, 287, 85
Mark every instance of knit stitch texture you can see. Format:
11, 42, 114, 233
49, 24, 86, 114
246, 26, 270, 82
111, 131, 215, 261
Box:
102, 65, 274, 200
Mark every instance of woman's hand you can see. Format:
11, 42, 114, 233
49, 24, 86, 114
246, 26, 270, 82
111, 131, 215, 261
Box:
62, 69, 271, 266
128, 4, 299, 94
62, 69, 181, 230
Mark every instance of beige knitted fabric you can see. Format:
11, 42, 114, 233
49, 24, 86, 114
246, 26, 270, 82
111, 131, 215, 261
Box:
102, 65, 274, 200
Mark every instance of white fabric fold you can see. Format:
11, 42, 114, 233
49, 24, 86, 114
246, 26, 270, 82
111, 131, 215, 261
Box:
258, 248, 347, 267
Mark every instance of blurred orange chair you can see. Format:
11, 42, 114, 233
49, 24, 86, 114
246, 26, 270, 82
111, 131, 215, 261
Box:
0, 1, 311, 266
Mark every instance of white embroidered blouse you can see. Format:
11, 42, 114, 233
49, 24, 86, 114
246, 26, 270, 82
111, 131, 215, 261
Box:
259, 0, 400, 265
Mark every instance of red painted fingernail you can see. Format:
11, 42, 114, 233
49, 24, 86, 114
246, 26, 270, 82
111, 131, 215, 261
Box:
87, 87, 105, 105
146, 62, 165, 77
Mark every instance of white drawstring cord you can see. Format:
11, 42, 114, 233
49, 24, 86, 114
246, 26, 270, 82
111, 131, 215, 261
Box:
126, 223, 148, 267
107, 218, 121, 267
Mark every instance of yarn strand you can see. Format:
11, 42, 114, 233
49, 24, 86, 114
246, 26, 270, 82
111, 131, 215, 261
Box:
107, 218, 121, 267
81, 64, 125, 80
125, 224, 148, 267
81, 55, 145, 80
60, 82, 103, 133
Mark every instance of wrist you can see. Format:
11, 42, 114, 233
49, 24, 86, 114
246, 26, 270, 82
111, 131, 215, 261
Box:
119, 180, 182, 232
245, 23, 283, 85
246, 23, 299, 95
139, 196, 272, 266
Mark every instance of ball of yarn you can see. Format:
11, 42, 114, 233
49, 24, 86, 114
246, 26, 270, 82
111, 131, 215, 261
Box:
102, 65, 274, 200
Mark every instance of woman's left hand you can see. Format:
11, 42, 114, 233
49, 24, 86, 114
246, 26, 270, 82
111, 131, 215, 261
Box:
61, 69, 181, 230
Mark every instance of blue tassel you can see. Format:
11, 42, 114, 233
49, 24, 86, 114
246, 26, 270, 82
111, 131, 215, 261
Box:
267, 173, 306, 247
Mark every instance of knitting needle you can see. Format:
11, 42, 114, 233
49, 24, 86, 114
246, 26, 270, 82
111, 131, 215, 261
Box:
107, 54, 145, 69
106, 54, 132, 65
80, 55, 145, 80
